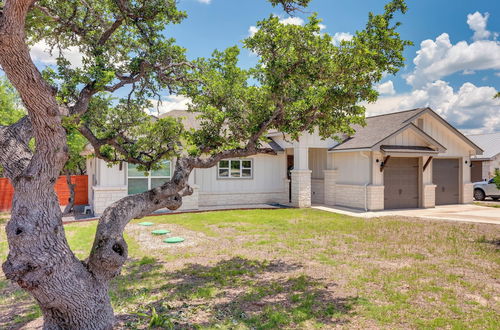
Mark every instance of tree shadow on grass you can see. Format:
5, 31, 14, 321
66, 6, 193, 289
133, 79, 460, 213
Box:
114, 257, 363, 329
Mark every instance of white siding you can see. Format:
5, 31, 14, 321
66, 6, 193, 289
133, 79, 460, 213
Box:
385, 129, 428, 146
333, 151, 371, 185
416, 113, 474, 157
308, 148, 327, 179
195, 154, 287, 194
98, 160, 126, 187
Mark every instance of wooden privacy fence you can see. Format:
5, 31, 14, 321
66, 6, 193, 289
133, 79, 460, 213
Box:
0, 175, 88, 211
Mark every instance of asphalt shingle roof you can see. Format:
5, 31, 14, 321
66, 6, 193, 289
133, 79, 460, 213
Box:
330, 108, 426, 151
468, 132, 500, 159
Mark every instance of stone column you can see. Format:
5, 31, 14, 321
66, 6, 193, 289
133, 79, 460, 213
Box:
323, 169, 338, 205
291, 146, 311, 208
462, 183, 474, 204
422, 184, 437, 208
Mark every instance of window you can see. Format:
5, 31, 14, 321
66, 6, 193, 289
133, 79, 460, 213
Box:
218, 159, 253, 179
127, 160, 171, 195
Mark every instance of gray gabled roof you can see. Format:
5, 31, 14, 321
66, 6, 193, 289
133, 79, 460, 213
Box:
330, 107, 483, 154
468, 132, 500, 160
330, 108, 426, 151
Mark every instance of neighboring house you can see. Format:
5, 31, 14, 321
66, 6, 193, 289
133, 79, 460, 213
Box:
83, 107, 482, 214
467, 132, 500, 182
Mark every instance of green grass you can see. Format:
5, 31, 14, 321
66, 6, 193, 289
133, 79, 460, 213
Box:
474, 201, 500, 208
1, 208, 499, 329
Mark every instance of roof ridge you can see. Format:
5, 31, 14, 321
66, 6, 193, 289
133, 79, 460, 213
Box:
467, 131, 500, 136
366, 107, 426, 119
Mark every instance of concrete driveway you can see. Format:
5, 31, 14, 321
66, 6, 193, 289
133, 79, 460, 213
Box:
313, 204, 500, 225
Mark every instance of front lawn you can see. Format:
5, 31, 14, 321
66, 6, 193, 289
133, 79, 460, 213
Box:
1, 209, 499, 329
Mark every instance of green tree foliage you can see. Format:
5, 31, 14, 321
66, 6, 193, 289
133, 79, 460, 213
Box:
494, 169, 500, 190
0, 76, 24, 125
29, 0, 410, 172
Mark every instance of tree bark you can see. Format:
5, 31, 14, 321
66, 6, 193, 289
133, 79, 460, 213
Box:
0, 1, 279, 328
63, 172, 76, 215
0, 1, 115, 328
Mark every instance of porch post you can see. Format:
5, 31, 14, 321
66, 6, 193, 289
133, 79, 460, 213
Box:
291, 146, 311, 208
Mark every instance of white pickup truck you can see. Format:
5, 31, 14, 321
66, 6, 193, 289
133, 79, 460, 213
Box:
473, 179, 500, 201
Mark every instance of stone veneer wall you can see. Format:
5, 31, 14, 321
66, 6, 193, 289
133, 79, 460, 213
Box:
93, 186, 127, 214
423, 184, 436, 208
291, 170, 312, 208
334, 184, 367, 210
366, 185, 384, 211
93, 185, 200, 215
463, 183, 474, 203
198, 191, 288, 207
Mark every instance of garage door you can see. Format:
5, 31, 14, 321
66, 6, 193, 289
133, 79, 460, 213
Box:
433, 159, 459, 205
384, 157, 419, 209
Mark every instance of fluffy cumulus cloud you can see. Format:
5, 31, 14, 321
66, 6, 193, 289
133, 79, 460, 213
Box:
30, 41, 83, 68
331, 32, 353, 46
371, 11, 500, 134
405, 11, 500, 88
148, 95, 191, 115
467, 11, 494, 41
405, 33, 500, 87
375, 80, 396, 95
249, 16, 328, 38
365, 81, 500, 134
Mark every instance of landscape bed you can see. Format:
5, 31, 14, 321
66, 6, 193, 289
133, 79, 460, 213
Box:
0, 209, 499, 329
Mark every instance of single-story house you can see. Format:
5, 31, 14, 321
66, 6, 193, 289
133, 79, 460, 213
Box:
468, 132, 500, 182
84, 107, 483, 214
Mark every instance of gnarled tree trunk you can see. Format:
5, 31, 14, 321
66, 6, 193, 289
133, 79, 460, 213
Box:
0, 1, 276, 328
63, 172, 76, 216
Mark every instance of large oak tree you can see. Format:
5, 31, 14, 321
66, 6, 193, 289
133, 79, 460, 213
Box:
0, 0, 410, 328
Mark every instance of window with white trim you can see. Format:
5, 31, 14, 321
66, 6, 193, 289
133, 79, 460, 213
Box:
218, 159, 253, 179
127, 160, 171, 195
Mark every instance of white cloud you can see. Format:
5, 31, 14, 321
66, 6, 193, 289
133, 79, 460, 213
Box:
331, 32, 353, 46
197, 0, 211, 4
30, 41, 83, 68
406, 12, 500, 88
279, 16, 305, 26
365, 80, 500, 133
376, 80, 396, 95
248, 26, 259, 37
149, 95, 191, 115
405, 33, 500, 87
467, 12, 491, 41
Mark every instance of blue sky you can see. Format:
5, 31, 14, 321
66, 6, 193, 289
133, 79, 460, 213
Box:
162, 0, 500, 134
28, 0, 500, 133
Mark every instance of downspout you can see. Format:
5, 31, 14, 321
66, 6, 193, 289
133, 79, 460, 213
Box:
360, 151, 370, 211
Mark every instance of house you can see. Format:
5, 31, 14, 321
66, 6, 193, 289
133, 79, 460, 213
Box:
84, 107, 483, 215
467, 132, 500, 182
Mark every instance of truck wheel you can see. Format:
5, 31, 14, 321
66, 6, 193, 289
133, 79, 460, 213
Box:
474, 189, 486, 201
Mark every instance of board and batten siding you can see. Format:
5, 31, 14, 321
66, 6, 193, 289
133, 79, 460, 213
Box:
195, 153, 287, 194
416, 113, 473, 183
332, 151, 371, 185
384, 128, 429, 147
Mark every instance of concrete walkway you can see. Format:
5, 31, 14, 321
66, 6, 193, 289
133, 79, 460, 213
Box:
313, 204, 500, 225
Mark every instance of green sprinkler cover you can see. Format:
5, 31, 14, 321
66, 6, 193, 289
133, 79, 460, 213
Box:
138, 222, 154, 226
163, 237, 185, 244
151, 229, 170, 235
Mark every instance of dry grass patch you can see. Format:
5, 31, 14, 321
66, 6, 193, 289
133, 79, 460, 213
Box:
0, 209, 499, 329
